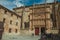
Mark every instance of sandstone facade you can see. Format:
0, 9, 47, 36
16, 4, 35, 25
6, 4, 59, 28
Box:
0, 5, 21, 35
13, 3, 60, 35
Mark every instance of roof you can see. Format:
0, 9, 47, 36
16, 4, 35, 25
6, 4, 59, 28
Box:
0, 5, 21, 18
13, 5, 33, 10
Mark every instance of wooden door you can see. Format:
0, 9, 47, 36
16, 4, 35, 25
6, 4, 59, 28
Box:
35, 27, 39, 35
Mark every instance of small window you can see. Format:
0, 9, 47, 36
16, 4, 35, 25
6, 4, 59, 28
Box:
5, 10, 7, 14
15, 29, 17, 33
50, 14, 53, 20
16, 22, 18, 26
3, 18, 5, 23
24, 22, 29, 29
11, 14, 13, 16
17, 16, 18, 19
10, 20, 12, 24
9, 28, 11, 33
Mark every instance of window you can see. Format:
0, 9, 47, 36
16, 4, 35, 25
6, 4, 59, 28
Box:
16, 22, 18, 26
17, 16, 18, 19
15, 29, 17, 33
50, 14, 56, 27
5, 10, 7, 14
10, 20, 12, 24
24, 22, 29, 29
34, 14, 40, 17
50, 14, 53, 21
3, 18, 5, 23
9, 28, 11, 33
11, 14, 13, 16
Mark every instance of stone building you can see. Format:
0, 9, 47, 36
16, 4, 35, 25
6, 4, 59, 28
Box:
57, 3, 60, 33
29, 4, 53, 35
13, 6, 32, 30
29, 3, 60, 35
0, 5, 21, 35
13, 2, 60, 35
13, 4, 53, 35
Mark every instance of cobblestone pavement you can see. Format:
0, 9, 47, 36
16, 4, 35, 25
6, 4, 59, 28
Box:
2, 34, 40, 40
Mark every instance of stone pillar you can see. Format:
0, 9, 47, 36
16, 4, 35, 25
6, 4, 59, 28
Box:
22, 22, 25, 29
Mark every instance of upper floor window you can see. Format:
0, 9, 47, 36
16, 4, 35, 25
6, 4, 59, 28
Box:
50, 14, 53, 21
3, 18, 6, 23
10, 20, 12, 24
17, 16, 18, 19
11, 14, 13, 16
15, 29, 17, 33
5, 10, 7, 14
24, 22, 29, 29
9, 28, 11, 33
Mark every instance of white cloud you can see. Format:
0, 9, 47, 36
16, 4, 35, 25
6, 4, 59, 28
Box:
13, 0, 24, 7
16, 3, 24, 7
0, 0, 24, 8
46, 0, 54, 3
0, 0, 56, 10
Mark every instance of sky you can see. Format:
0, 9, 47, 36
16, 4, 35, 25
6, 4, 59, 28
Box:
0, 0, 60, 10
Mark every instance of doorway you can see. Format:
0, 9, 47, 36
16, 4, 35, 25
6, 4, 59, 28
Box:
35, 27, 39, 35
41, 27, 46, 34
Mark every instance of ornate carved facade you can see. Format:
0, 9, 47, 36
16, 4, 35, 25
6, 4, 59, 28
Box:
13, 3, 60, 35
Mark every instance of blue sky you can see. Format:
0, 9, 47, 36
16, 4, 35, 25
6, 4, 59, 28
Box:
0, 0, 60, 10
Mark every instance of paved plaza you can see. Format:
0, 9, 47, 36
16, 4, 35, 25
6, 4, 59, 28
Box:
2, 34, 40, 40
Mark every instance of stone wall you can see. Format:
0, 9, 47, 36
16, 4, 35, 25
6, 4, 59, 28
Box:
0, 6, 21, 35
13, 7, 31, 29
29, 5, 53, 34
